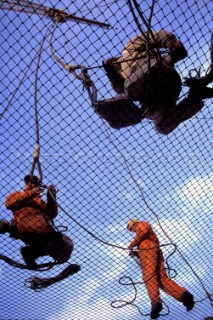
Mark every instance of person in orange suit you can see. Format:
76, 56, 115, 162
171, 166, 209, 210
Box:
127, 219, 194, 319
1, 175, 76, 270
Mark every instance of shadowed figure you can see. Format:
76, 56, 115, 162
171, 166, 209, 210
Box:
95, 30, 213, 133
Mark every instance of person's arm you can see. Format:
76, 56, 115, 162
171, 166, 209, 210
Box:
128, 222, 151, 249
46, 185, 58, 219
103, 58, 125, 93
155, 29, 188, 63
5, 189, 41, 211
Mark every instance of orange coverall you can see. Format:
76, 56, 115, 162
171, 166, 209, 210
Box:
129, 221, 187, 305
5, 189, 57, 245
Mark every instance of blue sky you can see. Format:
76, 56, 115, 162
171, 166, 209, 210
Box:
0, 1, 213, 319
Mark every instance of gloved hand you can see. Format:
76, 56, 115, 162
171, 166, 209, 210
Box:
47, 185, 57, 198
129, 250, 139, 258
31, 187, 44, 197
102, 58, 118, 74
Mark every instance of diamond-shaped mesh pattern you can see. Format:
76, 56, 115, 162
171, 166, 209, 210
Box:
0, 1, 212, 320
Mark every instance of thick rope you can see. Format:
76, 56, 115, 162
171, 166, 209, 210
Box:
48, 189, 176, 260
24, 264, 81, 291
30, 26, 51, 181
111, 276, 170, 317
127, 0, 162, 66
0, 42, 46, 121
49, 24, 84, 81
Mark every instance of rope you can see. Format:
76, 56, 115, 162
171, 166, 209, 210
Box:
46, 190, 179, 317
111, 276, 170, 317
0, 38, 49, 121
49, 24, 84, 81
30, 26, 51, 181
102, 121, 213, 308
127, 0, 162, 66
48, 190, 176, 260
110, 225, 176, 317
0, 253, 59, 271
24, 264, 81, 291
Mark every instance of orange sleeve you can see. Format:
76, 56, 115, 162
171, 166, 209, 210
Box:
130, 221, 151, 247
5, 190, 34, 211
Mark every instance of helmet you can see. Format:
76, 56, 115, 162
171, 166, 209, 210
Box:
127, 219, 139, 231
24, 175, 40, 185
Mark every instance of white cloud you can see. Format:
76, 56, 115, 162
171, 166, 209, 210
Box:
105, 263, 126, 281
181, 265, 206, 284
49, 298, 135, 320
179, 177, 213, 206
153, 218, 200, 246
101, 242, 128, 258
107, 224, 127, 233
78, 279, 101, 303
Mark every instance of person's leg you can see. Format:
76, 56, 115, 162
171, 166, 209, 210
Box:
157, 249, 194, 311
93, 94, 142, 129
139, 248, 161, 305
139, 248, 162, 319
45, 233, 73, 263
20, 244, 45, 269
155, 86, 213, 134
157, 249, 186, 300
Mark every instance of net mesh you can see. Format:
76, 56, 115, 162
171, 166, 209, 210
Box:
0, 1, 212, 319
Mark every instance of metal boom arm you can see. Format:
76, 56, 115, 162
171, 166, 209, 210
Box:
0, 0, 110, 28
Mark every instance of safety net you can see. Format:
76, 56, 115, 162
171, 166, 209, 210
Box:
0, 1, 212, 320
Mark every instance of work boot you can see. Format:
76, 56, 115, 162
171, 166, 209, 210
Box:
60, 264, 81, 278
185, 77, 208, 88
150, 302, 162, 319
0, 219, 10, 234
181, 291, 195, 311
188, 85, 213, 100
185, 67, 213, 88
20, 246, 38, 270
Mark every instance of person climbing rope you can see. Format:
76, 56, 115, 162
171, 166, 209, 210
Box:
96, 29, 213, 133
127, 219, 194, 319
0, 175, 80, 273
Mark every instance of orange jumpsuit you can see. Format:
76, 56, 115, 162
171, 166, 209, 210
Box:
129, 221, 187, 306
5, 189, 57, 245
